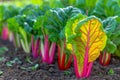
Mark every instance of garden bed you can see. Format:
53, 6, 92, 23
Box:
0, 38, 120, 80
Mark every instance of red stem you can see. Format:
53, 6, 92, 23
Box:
58, 44, 72, 70
99, 52, 111, 66
58, 45, 65, 70
65, 54, 73, 69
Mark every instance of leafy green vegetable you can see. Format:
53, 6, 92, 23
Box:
103, 16, 117, 33
61, 0, 98, 15
0, 5, 19, 23
7, 5, 46, 53
102, 16, 118, 53
92, 0, 120, 22
44, 6, 82, 68
44, 6, 82, 43
65, 15, 107, 78
99, 16, 119, 66
111, 25, 120, 46
0, 5, 19, 36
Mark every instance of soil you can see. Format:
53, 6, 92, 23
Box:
0, 38, 120, 80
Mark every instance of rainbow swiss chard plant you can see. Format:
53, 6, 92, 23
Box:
111, 22, 120, 57
32, 15, 57, 63
7, 17, 21, 48
99, 16, 118, 66
65, 14, 107, 78
7, 5, 45, 53
26, 5, 57, 62
7, 15, 31, 53
92, 0, 120, 22
44, 6, 82, 69
0, 5, 19, 41
20, 5, 47, 58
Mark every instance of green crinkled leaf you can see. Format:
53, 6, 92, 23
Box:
20, 5, 44, 16
66, 0, 98, 15
7, 15, 26, 33
19, 5, 47, 36
32, 16, 44, 38
44, 6, 82, 42
7, 17, 20, 33
92, 0, 120, 22
105, 39, 117, 53
103, 16, 117, 34
102, 16, 118, 53
8, 5, 46, 35
76, 0, 98, 15
111, 25, 120, 46
65, 14, 87, 44
0, 5, 19, 22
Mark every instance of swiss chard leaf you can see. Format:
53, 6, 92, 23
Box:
44, 6, 82, 42
19, 5, 48, 37
32, 16, 45, 38
92, 0, 120, 22
102, 16, 118, 53
62, 0, 98, 15
0, 5, 19, 23
103, 16, 117, 34
105, 39, 117, 53
65, 16, 107, 78
111, 25, 120, 46
75, 0, 98, 15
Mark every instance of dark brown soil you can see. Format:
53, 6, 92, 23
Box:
0, 38, 120, 80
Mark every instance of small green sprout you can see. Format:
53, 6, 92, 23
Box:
108, 68, 115, 75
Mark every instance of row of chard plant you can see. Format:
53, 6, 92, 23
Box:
0, 0, 120, 78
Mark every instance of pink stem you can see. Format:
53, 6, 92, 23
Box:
35, 38, 40, 58
31, 35, 40, 58
1, 27, 9, 40
86, 62, 93, 77
82, 23, 90, 77
48, 42, 56, 64
43, 35, 49, 62
73, 55, 81, 78
82, 47, 89, 77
